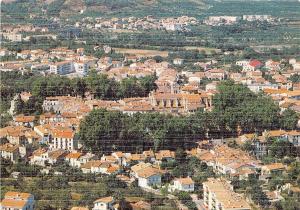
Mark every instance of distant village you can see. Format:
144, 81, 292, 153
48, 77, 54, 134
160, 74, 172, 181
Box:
0, 14, 278, 43
204, 15, 277, 26
0, 15, 197, 43
80, 16, 198, 32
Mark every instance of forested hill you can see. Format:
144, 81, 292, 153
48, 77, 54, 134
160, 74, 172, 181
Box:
1, 0, 209, 19
2, 0, 299, 21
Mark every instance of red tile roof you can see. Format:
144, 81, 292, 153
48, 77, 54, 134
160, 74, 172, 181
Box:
1, 199, 27, 208
52, 129, 74, 139
249, 59, 262, 68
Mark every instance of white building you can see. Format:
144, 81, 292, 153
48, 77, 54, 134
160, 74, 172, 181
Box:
206, 81, 219, 91
170, 177, 195, 192
51, 129, 77, 151
30, 149, 66, 166
287, 130, 300, 147
103, 45, 112, 54
204, 16, 240, 26
1, 33, 23, 42
136, 167, 162, 189
173, 58, 184, 65
91, 162, 111, 174
0, 191, 35, 210
236, 60, 250, 68
13, 115, 35, 128
164, 23, 182, 31
203, 178, 251, 210
93, 196, 115, 210
243, 15, 272, 22
65, 152, 95, 168
292, 62, 300, 71
0, 143, 20, 163
236, 60, 253, 71
30, 148, 48, 166
236, 59, 263, 72
74, 61, 88, 76
42, 96, 67, 113
65, 152, 83, 167
16, 50, 31, 59
34, 125, 51, 144
246, 82, 279, 93
50, 61, 74, 75
0, 49, 11, 57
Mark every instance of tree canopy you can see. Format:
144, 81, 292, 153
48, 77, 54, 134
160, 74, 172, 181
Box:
0, 71, 157, 115
212, 80, 289, 134
79, 81, 297, 153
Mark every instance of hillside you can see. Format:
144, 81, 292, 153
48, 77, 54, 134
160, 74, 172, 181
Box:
3, 0, 298, 22
1, 0, 209, 19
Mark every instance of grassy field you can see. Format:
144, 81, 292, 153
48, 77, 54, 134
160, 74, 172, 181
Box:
114, 48, 169, 57
183, 46, 222, 54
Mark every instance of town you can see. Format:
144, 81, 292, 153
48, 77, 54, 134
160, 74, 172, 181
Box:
1, 0, 300, 210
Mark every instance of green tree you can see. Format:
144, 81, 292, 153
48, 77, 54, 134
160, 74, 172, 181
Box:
0, 114, 12, 128
85, 72, 113, 99
247, 185, 270, 208
212, 80, 287, 134
72, 78, 87, 98
243, 47, 260, 59
79, 109, 126, 153
280, 109, 298, 130
289, 74, 300, 83
139, 75, 158, 95
241, 140, 254, 153
153, 55, 164, 63
229, 64, 243, 73
269, 139, 295, 159
213, 80, 256, 112
279, 197, 300, 210
117, 77, 144, 98
175, 148, 187, 164
286, 161, 300, 182
15, 96, 25, 114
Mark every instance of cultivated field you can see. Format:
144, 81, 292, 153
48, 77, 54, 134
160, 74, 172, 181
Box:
183, 46, 221, 54
114, 48, 169, 57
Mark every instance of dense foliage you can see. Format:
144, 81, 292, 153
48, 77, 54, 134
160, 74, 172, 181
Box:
0, 71, 157, 115
213, 80, 297, 134
79, 80, 298, 153
79, 109, 201, 153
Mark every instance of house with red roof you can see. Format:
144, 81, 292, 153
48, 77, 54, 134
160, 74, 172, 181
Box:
236, 59, 263, 71
170, 177, 195, 192
13, 115, 35, 128
50, 128, 78, 151
249, 59, 263, 69
65, 152, 96, 168
0, 191, 35, 210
